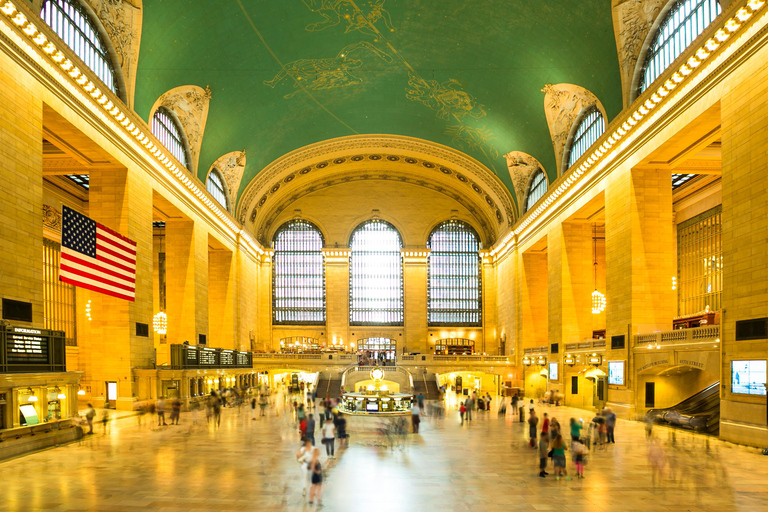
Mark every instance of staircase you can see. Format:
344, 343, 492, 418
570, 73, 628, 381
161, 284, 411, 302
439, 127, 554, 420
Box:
413, 373, 440, 400
315, 373, 342, 399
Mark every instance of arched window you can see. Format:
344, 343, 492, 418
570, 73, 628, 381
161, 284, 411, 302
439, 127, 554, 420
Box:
638, 0, 721, 95
524, 170, 547, 213
151, 107, 189, 168
567, 107, 605, 169
40, 0, 120, 97
207, 170, 228, 209
349, 220, 403, 325
427, 220, 481, 326
272, 220, 325, 324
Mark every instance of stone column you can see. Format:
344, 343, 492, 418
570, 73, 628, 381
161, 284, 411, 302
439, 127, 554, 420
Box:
208, 247, 235, 349
165, 220, 208, 345
0, 52, 44, 326
257, 252, 273, 351
324, 249, 350, 350
85, 166, 153, 409
520, 251, 548, 350
234, 244, 261, 352
481, 251, 498, 354
403, 250, 429, 354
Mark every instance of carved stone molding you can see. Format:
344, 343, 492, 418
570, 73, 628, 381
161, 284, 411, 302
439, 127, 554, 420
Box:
43, 204, 62, 231
612, 0, 666, 107
209, 150, 246, 212
236, 134, 516, 232
541, 83, 607, 176
83, 0, 143, 108
150, 85, 211, 173
503, 151, 546, 212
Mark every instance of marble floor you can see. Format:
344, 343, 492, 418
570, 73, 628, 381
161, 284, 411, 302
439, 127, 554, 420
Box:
1, 397, 767, 512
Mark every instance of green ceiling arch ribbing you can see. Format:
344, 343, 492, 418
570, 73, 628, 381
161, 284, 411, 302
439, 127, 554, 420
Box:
135, 0, 622, 206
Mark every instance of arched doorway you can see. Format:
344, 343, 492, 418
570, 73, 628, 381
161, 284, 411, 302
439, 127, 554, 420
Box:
358, 337, 396, 362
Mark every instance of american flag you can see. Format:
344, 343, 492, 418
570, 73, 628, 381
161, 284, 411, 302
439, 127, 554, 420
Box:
59, 206, 136, 302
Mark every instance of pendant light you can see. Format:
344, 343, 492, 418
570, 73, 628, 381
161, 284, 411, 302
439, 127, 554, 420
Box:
591, 224, 606, 314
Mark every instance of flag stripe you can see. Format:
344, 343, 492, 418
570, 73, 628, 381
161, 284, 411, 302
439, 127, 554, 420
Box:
60, 275, 135, 301
95, 242, 136, 266
60, 253, 136, 285
60, 264, 136, 292
95, 222, 136, 247
96, 232, 136, 257
62, 247, 135, 279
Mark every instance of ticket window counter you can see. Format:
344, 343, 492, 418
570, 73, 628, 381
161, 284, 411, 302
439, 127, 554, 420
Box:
162, 380, 180, 399
45, 387, 69, 421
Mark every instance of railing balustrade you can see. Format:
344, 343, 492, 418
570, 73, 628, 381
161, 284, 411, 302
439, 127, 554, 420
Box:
633, 325, 720, 347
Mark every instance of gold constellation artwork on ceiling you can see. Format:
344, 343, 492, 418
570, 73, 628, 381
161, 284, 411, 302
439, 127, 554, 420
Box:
263, 42, 393, 99
302, 0, 395, 38
406, 73, 487, 123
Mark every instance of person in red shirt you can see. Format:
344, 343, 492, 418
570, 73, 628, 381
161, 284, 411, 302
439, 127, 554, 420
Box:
541, 412, 550, 435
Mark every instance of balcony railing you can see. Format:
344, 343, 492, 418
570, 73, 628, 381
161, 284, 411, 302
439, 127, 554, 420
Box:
251, 353, 355, 362
399, 354, 513, 364
1, 325, 66, 373
564, 340, 606, 351
634, 325, 720, 346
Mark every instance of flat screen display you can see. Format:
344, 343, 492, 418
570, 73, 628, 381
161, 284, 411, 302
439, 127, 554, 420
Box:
608, 361, 625, 386
19, 404, 39, 426
731, 360, 767, 395
548, 362, 558, 381
366, 402, 378, 412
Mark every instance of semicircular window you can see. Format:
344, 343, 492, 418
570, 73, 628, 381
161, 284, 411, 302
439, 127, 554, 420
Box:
524, 170, 547, 213
567, 107, 605, 169
272, 220, 325, 325
349, 220, 403, 325
151, 107, 189, 168
206, 170, 228, 210
40, 0, 120, 97
427, 220, 481, 326
638, 0, 721, 95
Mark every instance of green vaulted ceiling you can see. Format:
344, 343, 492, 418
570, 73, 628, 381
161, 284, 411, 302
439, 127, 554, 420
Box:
135, 0, 622, 206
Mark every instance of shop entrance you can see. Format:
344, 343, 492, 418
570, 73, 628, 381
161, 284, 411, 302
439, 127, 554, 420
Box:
105, 381, 117, 408
433, 338, 474, 355
358, 338, 396, 362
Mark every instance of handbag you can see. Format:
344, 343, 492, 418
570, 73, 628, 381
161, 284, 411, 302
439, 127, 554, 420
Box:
547, 449, 554, 458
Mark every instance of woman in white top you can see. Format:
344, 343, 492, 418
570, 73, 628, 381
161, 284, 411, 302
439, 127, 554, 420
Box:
296, 438, 313, 496
321, 417, 336, 458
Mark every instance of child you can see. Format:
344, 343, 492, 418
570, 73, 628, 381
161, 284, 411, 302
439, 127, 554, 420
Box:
550, 433, 570, 481
572, 439, 588, 478
460, 402, 466, 425
538, 432, 549, 477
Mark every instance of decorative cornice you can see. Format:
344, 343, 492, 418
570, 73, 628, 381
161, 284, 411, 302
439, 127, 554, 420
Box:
42, 203, 61, 231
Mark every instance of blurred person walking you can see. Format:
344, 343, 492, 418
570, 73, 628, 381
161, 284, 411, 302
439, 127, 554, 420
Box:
308, 447, 324, 506
528, 410, 539, 448
84, 403, 96, 435
306, 414, 316, 446
572, 439, 588, 478
570, 417, 583, 443
411, 402, 421, 433
604, 407, 617, 443
550, 433, 570, 481
296, 438, 313, 497
538, 431, 550, 477
157, 397, 168, 426
171, 397, 181, 425
321, 416, 336, 459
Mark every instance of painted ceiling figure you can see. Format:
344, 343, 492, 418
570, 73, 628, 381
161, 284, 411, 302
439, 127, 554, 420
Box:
263, 42, 392, 98
302, 0, 395, 36
406, 73, 487, 122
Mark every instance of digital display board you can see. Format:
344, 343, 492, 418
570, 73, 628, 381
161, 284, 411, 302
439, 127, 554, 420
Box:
366, 402, 379, 412
608, 361, 625, 386
220, 350, 235, 366
7, 328, 47, 363
199, 349, 217, 366
548, 362, 559, 381
731, 360, 767, 395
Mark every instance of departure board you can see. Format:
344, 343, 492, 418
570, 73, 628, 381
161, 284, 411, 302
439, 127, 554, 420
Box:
220, 350, 235, 366
7, 328, 48, 363
199, 348, 217, 366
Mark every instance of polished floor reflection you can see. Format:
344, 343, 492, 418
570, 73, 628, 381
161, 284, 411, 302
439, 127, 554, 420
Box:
1, 397, 766, 511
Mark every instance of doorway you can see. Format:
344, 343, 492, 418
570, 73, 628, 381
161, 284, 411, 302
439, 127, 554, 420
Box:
105, 381, 117, 408
645, 381, 656, 408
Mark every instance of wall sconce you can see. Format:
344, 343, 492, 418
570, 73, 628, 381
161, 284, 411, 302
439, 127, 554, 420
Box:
587, 353, 602, 366
564, 354, 576, 366
26, 387, 38, 402
672, 276, 677, 290
522, 356, 532, 366
77, 388, 86, 396
536, 356, 547, 366
85, 300, 92, 321
153, 312, 167, 335
55, 386, 66, 399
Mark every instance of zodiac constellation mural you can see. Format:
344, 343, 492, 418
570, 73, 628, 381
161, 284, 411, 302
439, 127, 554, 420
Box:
263, 42, 392, 99
302, 0, 395, 37
405, 73, 487, 123
445, 125, 499, 160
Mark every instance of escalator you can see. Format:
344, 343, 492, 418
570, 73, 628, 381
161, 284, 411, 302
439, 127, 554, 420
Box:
645, 382, 720, 435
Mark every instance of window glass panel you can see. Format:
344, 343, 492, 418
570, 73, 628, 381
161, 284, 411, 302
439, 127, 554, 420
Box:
206, 170, 228, 208
639, 0, 721, 94
358, 337, 396, 361
40, 0, 119, 96
272, 220, 325, 324
151, 107, 189, 168
349, 220, 403, 325
567, 107, 605, 169
427, 220, 481, 326
677, 205, 721, 315
43, 239, 77, 346
525, 170, 547, 213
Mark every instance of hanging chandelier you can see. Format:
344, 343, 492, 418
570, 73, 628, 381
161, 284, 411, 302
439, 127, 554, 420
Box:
591, 224, 606, 314
153, 311, 167, 335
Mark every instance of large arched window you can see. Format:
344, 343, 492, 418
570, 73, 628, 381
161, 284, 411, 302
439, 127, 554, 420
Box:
207, 170, 228, 210
638, 0, 721, 95
151, 107, 189, 168
40, 0, 120, 97
427, 220, 481, 326
524, 170, 547, 213
349, 220, 403, 325
566, 106, 605, 169
272, 220, 325, 324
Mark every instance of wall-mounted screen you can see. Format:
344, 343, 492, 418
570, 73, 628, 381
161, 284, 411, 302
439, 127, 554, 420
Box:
608, 361, 625, 386
366, 402, 379, 412
548, 362, 558, 381
731, 360, 767, 395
